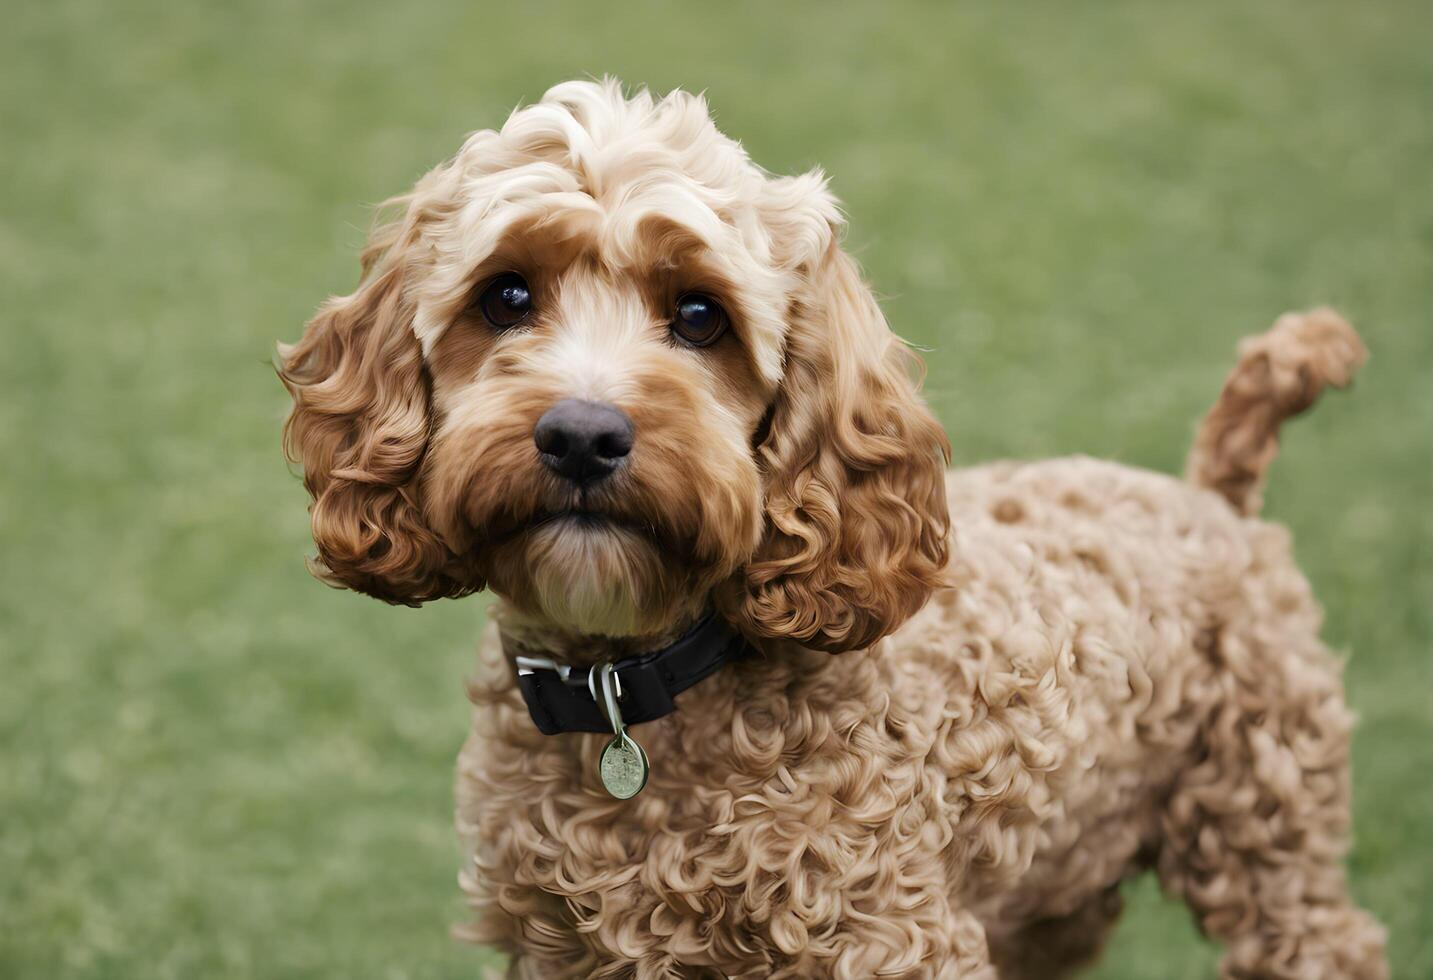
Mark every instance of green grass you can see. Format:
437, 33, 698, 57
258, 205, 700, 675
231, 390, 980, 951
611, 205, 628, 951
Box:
2, 1, 1430, 976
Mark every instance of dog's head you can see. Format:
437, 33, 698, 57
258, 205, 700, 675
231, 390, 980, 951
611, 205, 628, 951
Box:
279, 80, 949, 652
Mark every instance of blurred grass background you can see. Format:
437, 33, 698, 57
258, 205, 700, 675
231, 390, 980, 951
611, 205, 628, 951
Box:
3, 0, 1430, 976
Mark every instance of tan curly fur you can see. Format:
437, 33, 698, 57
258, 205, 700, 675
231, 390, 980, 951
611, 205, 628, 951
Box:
279, 79, 1388, 978
1185, 307, 1368, 517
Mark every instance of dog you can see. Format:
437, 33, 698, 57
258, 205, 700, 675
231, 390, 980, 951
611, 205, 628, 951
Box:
278, 79, 1388, 979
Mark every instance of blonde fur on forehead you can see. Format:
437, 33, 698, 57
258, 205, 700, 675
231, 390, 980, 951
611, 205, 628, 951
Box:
399, 77, 841, 381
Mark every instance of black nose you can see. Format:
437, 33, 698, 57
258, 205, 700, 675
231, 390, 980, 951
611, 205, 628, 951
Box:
533, 399, 635, 485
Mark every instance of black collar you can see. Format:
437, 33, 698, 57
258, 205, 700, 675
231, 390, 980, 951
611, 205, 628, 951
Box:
509, 613, 755, 735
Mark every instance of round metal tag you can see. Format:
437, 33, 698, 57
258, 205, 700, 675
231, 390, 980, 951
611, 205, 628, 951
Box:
599, 732, 650, 799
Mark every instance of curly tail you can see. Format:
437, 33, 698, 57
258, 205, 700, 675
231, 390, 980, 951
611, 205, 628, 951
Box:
1186, 307, 1366, 516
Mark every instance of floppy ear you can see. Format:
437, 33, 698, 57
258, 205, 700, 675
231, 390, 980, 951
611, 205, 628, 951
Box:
735, 223, 951, 653
277, 239, 467, 605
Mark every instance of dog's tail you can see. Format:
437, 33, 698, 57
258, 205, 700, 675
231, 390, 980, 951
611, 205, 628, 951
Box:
1186, 307, 1366, 517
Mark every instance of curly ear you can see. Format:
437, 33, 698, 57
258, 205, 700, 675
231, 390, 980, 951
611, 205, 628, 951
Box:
734, 236, 951, 653
277, 251, 467, 605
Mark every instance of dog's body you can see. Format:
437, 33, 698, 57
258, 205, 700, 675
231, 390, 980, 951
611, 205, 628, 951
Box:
280, 80, 1387, 978
458, 453, 1383, 980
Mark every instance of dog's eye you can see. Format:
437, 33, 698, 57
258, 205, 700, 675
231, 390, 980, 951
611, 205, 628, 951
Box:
671, 293, 728, 348
474, 273, 533, 329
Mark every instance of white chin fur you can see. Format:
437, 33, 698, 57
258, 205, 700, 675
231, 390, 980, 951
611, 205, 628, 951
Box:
524, 519, 666, 636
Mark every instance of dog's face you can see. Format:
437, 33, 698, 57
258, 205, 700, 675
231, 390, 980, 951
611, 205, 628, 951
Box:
280, 80, 950, 651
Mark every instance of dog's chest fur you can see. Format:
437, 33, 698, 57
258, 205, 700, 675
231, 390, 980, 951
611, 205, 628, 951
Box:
456, 456, 1309, 972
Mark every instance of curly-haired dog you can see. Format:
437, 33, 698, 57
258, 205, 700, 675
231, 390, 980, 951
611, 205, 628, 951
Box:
279, 79, 1388, 979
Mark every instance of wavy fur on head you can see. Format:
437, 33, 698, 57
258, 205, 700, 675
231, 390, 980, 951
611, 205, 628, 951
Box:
279, 77, 947, 643
281, 80, 1387, 979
